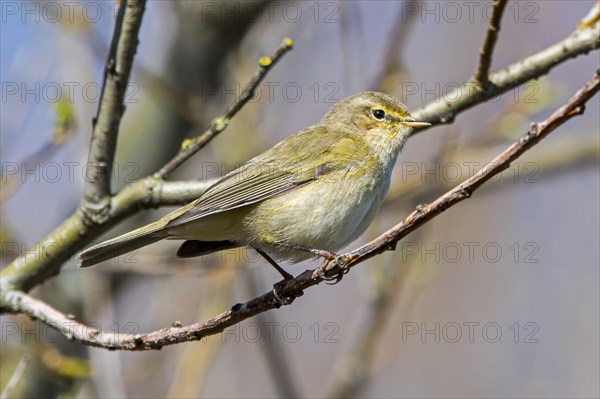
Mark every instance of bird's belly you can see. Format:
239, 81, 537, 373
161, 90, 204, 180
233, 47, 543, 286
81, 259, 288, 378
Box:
244, 173, 389, 262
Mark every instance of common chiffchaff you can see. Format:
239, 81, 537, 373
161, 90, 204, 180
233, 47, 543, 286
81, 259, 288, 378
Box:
78, 92, 430, 270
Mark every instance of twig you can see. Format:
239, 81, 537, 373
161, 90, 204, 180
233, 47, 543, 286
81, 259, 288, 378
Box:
165, 263, 237, 398
384, 133, 600, 206
0, 100, 77, 206
243, 268, 300, 398
154, 37, 293, 180
0, 354, 31, 399
473, 0, 509, 87
3, 73, 597, 349
370, 0, 419, 92
147, 179, 214, 206
577, 2, 600, 29
83, 0, 146, 216
411, 21, 599, 129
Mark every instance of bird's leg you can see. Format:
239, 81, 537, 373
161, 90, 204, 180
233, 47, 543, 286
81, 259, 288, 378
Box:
254, 248, 301, 306
273, 241, 338, 260
274, 241, 349, 284
254, 248, 293, 280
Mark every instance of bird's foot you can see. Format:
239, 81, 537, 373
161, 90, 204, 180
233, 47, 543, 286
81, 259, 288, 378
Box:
271, 279, 303, 306
311, 254, 352, 284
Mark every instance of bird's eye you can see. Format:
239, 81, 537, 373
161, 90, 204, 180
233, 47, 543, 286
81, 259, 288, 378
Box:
372, 109, 386, 120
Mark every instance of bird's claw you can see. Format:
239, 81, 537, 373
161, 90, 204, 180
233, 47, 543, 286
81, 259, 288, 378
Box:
323, 267, 349, 285
272, 280, 303, 306
312, 255, 352, 284
272, 287, 293, 305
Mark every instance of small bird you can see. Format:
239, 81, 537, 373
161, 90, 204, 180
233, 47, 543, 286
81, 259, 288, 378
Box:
78, 92, 430, 276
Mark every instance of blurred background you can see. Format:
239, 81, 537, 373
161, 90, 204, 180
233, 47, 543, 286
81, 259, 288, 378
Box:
1, 1, 598, 398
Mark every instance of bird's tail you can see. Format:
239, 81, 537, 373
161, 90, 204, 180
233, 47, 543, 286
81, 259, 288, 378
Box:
78, 222, 169, 268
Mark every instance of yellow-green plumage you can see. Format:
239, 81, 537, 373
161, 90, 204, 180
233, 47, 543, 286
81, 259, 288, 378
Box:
78, 92, 430, 268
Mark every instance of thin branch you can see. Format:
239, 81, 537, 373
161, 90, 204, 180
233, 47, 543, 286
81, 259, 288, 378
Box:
154, 37, 293, 180
577, 2, 600, 29
0, 354, 31, 399
473, 0, 509, 87
243, 268, 300, 398
83, 0, 146, 215
384, 133, 599, 207
0, 100, 77, 206
369, 0, 419, 92
147, 179, 215, 206
411, 21, 599, 129
3, 73, 597, 349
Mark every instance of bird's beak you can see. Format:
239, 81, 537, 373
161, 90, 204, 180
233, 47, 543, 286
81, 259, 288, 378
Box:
402, 120, 432, 128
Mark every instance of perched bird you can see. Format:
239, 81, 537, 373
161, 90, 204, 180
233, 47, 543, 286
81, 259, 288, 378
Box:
78, 92, 430, 277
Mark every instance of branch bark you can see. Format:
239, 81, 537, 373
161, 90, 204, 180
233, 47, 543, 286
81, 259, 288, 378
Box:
473, 0, 509, 87
3, 72, 597, 349
83, 0, 146, 216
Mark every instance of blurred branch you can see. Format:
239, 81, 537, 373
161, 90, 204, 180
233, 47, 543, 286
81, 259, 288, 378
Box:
473, 0, 509, 87
370, 0, 419, 93
243, 268, 300, 398
166, 264, 237, 398
385, 133, 599, 207
331, 10, 421, 392
83, 0, 146, 216
411, 20, 599, 129
326, 123, 455, 399
3, 73, 596, 349
327, 232, 425, 398
0, 354, 31, 399
0, 99, 77, 206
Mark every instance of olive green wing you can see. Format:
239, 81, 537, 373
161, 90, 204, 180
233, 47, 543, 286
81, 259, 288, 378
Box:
165, 159, 316, 228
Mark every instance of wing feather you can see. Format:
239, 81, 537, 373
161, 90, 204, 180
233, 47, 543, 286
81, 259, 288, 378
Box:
166, 125, 347, 228
166, 161, 314, 228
